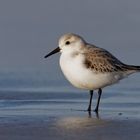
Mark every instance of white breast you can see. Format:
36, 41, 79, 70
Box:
59, 52, 124, 90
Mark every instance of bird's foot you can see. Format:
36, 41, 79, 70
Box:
94, 108, 99, 113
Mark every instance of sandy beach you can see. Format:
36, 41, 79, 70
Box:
0, 89, 140, 140
0, 109, 140, 140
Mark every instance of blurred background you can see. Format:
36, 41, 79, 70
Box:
0, 0, 140, 92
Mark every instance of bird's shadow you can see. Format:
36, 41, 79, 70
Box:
70, 109, 100, 119
88, 111, 100, 119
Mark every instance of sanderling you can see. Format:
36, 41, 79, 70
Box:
44, 33, 140, 113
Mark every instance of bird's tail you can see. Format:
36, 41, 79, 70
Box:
126, 65, 140, 72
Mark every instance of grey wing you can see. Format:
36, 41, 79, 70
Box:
83, 47, 128, 73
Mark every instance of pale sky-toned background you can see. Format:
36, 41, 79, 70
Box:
0, 0, 140, 88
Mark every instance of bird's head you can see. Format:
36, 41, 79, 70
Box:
44, 33, 85, 58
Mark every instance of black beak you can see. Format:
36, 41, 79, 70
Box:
44, 47, 60, 58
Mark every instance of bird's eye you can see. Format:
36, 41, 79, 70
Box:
65, 41, 70, 45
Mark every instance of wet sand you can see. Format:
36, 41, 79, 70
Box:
0, 112, 140, 140
0, 98, 140, 140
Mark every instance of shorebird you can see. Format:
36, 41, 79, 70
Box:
44, 33, 140, 113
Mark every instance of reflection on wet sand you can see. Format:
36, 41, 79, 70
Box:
56, 112, 107, 130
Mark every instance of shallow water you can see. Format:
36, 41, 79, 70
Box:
0, 74, 140, 117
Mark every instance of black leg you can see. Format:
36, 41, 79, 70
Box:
94, 88, 102, 113
87, 90, 93, 112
